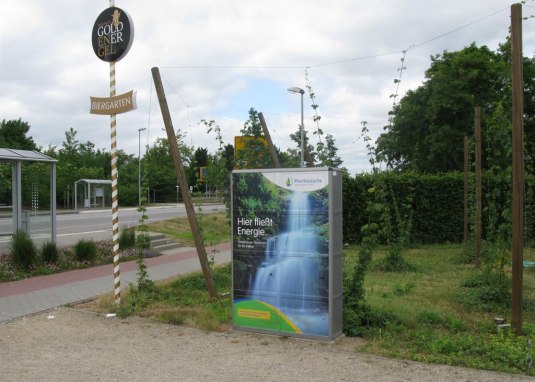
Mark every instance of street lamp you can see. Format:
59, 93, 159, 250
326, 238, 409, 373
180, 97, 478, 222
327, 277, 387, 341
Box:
287, 86, 305, 168
138, 127, 146, 206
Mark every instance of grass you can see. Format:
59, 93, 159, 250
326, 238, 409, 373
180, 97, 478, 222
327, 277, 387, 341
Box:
145, 211, 230, 246
78, 263, 233, 332
80, 241, 535, 376
346, 244, 535, 375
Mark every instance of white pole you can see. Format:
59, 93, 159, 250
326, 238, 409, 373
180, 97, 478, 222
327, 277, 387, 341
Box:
138, 127, 146, 206
300, 91, 304, 168
109, 0, 121, 305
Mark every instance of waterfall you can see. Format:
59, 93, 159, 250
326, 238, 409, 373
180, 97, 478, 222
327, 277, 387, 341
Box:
251, 192, 322, 312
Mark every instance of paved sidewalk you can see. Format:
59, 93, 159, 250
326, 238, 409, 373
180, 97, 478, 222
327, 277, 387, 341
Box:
0, 243, 231, 323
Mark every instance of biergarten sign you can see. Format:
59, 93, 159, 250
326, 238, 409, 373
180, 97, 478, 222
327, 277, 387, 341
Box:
90, 90, 136, 115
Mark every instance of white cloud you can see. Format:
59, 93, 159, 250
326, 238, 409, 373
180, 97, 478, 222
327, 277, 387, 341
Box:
1, 0, 532, 175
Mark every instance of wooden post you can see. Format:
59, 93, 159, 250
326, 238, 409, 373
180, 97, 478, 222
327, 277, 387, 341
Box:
463, 136, 469, 248
151, 67, 218, 300
511, 3, 524, 336
304, 145, 315, 167
258, 112, 281, 168
474, 107, 482, 268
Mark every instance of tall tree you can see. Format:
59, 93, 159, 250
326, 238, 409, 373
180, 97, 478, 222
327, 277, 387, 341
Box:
376, 43, 515, 173
190, 147, 208, 189
143, 131, 193, 202
0, 119, 38, 150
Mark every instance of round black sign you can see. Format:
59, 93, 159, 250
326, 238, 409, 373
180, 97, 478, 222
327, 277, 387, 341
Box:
91, 7, 134, 62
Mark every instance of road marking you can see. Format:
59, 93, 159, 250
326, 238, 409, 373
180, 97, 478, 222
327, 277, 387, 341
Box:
56, 230, 111, 237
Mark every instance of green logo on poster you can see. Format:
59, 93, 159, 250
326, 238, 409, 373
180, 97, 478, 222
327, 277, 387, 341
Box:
286, 177, 293, 187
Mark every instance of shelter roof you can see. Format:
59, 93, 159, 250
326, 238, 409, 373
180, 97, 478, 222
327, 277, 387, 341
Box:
75, 179, 112, 185
0, 148, 57, 163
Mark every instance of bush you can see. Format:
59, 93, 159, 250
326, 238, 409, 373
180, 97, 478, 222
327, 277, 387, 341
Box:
119, 228, 136, 250
41, 241, 60, 264
74, 240, 97, 263
459, 268, 511, 312
343, 304, 400, 337
343, 172, 535, 245
10, 230, 37, 271
136, 233, 151, 251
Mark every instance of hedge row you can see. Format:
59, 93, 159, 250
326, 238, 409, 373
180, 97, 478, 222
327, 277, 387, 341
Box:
342, 172, 535, 245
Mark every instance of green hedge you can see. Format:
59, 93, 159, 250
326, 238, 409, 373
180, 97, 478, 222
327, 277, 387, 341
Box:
343, 172, 535, 244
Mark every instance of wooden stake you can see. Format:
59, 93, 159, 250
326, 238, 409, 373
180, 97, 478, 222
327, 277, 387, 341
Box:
304, 145, 315, 167
511, 3, 524, 336
258, 112, 281, 168
463, 135, 469, 249
474, 107, 482, 268
151, 67, 218, 300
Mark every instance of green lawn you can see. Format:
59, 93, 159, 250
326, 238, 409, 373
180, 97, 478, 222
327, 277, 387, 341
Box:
345, 244, 535, 375
145, 211, 230, 246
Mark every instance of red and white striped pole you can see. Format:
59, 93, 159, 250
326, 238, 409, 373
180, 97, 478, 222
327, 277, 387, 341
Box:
109, 0, 120, 305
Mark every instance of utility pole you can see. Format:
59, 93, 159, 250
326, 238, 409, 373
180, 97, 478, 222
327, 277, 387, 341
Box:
474, 107, 482, 268
511, 3, 524, 336
151, 67, 218, 300
463, 136, 469, 249
258, 112, 281, 168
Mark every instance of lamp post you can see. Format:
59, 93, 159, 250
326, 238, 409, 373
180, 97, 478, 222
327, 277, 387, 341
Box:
138, 127, 146, 206
287, 86, 305, 168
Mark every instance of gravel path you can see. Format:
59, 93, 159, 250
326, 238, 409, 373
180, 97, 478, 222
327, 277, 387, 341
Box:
0, 308, 533, 382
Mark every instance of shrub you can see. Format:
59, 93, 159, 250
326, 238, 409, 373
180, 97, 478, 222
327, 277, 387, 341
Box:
41, 241, 60, 264
10, 230, 37, 271
343, 172, 535, 245
136, 233, 151, 251
119, 228, 136, 250
74, 240, 97, 263
459, 267, 511, 312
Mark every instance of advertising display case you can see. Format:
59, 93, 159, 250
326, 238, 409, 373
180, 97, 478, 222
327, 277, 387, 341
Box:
231, 168, 342, 341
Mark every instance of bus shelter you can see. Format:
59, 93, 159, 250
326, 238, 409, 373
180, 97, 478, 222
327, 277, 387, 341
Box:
0, 148, 57, 243
74, 179, 112, 210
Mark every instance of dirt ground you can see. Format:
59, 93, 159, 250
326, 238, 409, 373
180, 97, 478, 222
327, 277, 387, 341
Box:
0, 307, 533, 382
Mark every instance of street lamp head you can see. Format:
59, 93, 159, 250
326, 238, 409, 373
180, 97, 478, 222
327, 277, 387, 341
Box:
138, 127, 146, 132
287, 87, 304, 95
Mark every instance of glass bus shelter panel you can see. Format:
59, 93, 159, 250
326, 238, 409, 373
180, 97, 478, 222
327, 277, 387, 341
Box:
0, 163, 13, 251
21, 162, 53, 246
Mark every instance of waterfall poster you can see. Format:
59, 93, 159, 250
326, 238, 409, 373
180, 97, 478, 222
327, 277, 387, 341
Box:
232, 170, 331, 338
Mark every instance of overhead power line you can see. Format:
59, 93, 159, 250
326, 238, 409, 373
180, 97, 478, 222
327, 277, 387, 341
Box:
159, 6, 509, 71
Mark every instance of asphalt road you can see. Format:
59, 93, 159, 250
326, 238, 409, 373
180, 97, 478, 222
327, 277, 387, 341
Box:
0, 203, 225, 250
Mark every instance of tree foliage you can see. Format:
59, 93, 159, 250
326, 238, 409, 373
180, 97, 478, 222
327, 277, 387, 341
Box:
143, 131, 193, 202
0, 119, 38, 151
376, 42, 535, 173
234, 108, 275, 169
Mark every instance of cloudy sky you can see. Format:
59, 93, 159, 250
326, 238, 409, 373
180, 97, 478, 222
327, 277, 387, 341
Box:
1, 1, 533, 174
